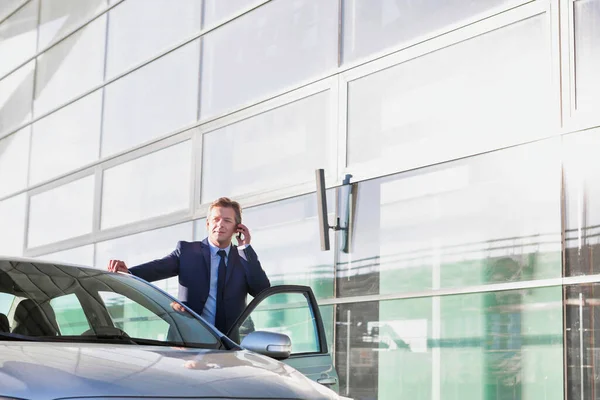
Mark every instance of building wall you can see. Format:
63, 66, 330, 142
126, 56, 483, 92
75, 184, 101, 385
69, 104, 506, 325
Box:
1, 0, 600, 399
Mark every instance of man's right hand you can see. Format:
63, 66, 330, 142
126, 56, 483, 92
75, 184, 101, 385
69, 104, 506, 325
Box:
108, 259, 129, 273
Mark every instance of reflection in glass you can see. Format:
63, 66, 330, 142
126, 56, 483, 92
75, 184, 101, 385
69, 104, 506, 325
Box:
38, 0, 106, 50
237, 292, 319, 354
101, 141, 192, 230
337, 140, 562, 298
38, 245, 94, 266
106, 0, 201, 78
28, 175, 95, 247
34, 15, 106, 117
342, 0, 515, 63
200, 0, 337, 118
95, 222, 192, 295
0, 194, 26, 256
0, 126, 29, 198
0, 61, 35, 137
347, 15, 551, 170
0, 0, 38, 78
565, 283, 600, 400
201, 91, 332, 201
563, 128, 600, 276
239, 193, 335, 299
574, 0, 600, 112
101, 41, 200, 156
336, 287, 563, 400
30, 90, 102, 185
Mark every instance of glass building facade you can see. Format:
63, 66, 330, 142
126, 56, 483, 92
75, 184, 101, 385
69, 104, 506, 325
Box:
0, 0, 599, 399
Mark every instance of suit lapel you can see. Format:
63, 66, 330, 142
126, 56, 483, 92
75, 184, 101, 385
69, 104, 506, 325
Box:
200, 239, 212, 282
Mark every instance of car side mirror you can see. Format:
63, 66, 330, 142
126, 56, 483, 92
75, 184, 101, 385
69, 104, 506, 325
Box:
240, 331, 292, 360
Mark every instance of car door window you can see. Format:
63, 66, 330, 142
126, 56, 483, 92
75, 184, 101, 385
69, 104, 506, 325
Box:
0, 292, 15, 315
99, 291, 169, 341
50, 294, 90, 335
238, 292, 320, 354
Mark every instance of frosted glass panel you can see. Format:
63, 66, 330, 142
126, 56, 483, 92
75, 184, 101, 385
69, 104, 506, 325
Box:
101, 141, 192, 229
28, 175, 95, 247
106, 0, 201, 78
0, 126, 29, 198
200, 0, 337, 118
0, 194, 26, 256
0, 61, 35, 137
0, 0, 38, 78
38, 0, 106, 50
34, 15, 106, 117
102, 40, 200, 156
202, 91, 332, 201
30, 90, 102, 185
347, 15, 551, 170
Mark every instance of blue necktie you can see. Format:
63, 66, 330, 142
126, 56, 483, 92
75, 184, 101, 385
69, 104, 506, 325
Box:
215, 250, 227, 332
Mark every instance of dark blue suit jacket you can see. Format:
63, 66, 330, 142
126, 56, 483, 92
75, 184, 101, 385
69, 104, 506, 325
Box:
129, 239, 270, 334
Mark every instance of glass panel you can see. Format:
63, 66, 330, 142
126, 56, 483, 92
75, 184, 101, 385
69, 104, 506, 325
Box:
50, 293, 90, 335
38, 0, 106, 50
347, 15, 551, 170
574, 0, 600, 112
34, 15, 106, 117
0, 292, 15, 314
565, 283, 600, 400
202, 0, 258, 27
0, 0, 28, 21
0, 0, 38, 78
237, 292, 319, 354
95, 222, 192, 295
0, 61, 34, 137
101, 41, 200, 157
563, 128, 600, 276
101, 141, 192, 229
337, 140, 561, 298
0, 126, 29, 198
38, 245, 94, 266
106, 0, 201, 79
0, 194, 26, 256
336, 287, 563, 400
28, 175, 95, 247
30, 90, 102, 185
342, 0, 518, 63
202, 91, 332, 201
200, 0, 337, 119
99, 291, 170, 340
234, 193, 335, 300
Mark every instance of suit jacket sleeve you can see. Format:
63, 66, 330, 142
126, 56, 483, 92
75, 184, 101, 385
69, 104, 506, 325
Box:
129, 241, 181, 282
241, 245, 271, 297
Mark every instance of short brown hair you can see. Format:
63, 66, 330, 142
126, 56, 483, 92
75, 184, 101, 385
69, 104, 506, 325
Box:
209, 197, 242, 224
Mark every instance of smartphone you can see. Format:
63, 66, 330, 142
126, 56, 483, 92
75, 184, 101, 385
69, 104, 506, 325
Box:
236, 224, 244, 242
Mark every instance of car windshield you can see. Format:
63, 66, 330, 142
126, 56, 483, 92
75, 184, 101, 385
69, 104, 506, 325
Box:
0, 259, 219, 348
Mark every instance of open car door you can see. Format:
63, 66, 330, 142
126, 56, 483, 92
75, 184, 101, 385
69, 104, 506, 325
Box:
227, 285, 339, 393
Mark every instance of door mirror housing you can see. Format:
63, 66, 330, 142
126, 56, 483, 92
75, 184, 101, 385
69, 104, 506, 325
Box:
241, 330, 292, 360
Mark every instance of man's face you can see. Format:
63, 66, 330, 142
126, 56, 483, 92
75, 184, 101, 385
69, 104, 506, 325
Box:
207, 206, 237, 247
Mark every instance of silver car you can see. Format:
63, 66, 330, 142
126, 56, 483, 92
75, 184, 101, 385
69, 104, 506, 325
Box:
0, 257, 346, 400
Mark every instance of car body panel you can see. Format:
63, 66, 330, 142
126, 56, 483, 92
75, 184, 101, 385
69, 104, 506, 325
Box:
0, 342, 336, 399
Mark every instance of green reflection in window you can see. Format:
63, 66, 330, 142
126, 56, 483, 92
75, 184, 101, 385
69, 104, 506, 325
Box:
241, 292, 319, 354
50, 294, 90, 335
100, 291, 169, 340
377, 287, 563, 400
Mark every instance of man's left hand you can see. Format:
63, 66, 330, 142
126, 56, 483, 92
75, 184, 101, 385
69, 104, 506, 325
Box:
237, 223, 251, 246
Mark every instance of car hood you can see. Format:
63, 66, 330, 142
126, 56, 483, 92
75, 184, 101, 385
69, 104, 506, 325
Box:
0, 342, 337, 400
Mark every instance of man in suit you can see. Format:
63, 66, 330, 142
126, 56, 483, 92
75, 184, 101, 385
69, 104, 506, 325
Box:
107, 197, 270, 337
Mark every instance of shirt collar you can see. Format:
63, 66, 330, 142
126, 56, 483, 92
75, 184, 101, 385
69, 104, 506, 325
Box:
207, 240, 231, 258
